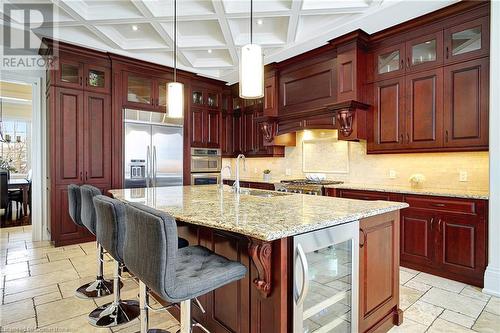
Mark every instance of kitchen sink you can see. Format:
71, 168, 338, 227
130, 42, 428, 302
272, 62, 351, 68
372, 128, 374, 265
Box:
239, 189, 291, 198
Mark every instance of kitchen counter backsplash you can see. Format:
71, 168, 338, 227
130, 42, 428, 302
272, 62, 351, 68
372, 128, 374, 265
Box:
222, 131, 489, 194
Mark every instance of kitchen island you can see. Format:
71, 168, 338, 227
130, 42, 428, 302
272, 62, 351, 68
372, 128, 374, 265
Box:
110, 185, 408, 333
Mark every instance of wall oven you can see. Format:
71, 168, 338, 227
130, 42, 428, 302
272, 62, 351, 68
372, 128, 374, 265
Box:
191, 148, 221, 173
191, 173, 221, 186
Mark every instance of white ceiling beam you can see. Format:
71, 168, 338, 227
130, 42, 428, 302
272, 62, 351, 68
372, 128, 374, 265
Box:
287, 0, 302, 43
211, 0, 239, 66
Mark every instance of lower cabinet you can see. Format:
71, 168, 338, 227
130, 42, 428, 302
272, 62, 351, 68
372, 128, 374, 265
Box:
222, 179, 275, 191
327, 188, 488, 287
359, 212, 402, 332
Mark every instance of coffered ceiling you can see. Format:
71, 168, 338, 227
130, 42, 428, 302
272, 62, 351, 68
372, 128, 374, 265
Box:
2, 0, 458, 83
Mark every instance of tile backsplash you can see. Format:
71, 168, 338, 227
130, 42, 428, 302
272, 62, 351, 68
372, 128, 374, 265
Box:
222, 130, 489, 192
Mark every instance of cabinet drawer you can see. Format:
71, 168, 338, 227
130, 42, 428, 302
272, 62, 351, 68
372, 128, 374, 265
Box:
404, 195, 477, 214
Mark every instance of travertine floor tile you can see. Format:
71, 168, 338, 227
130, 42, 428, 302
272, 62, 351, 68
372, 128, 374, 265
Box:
29, 258, 74, 276
0, 261, 29, 277
484, 297, 500, 316
38, 313, 112, 332
400, 270, 416, 284
472, 310, 500, 332
405, 300, 444, 325
111, 309, 177, 333
440, 309, 475, 328
421, 288, 487, 319
4, 268, 79, 294
34, 291, 63, 306
404, 279, 432, 293
0, 316, 37, 331
399, 285, 424, 311
47, 248, 87, 262
400, 266, 421, 275
0, 298, 35, 326
36, 297, 99, 327
3, 284, 59, 304
412, 272, 466, 293
460, 286, 492, 302
428, 318, 476, 332
387, 318, 427, 333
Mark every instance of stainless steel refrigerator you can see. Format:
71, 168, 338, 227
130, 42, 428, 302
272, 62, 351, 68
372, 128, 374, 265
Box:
123, 109, 183, 188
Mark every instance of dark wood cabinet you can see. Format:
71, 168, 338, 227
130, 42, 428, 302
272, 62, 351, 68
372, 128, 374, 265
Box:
370, 77, 406, 151
444, 16, 489, 64
400, 208, 435, 267
326, 188, 488, 287
242, 110, 254, 153
373, 43, 406, 81
359, 212, 401, 332
56, 58, 84, 90
443, 58, 489, 149
405, 68, 443, 148
84, 64, 111, 94
405, 31, 444, 73
207, 110, 220, 148
123, 72, 155, 110
190, 86, 222, 149
191, 107, 205, 147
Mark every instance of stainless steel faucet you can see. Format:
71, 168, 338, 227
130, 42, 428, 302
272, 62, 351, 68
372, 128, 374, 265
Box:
220, 165, 231, 188
233, 154, 246, 194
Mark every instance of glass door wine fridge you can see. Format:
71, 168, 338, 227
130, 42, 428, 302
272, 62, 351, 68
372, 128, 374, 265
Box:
293, 221, 359, 333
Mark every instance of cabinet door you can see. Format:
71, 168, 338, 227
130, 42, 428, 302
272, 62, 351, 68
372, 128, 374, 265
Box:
221, 112, 233, 157
123, 72, 154, 110
192, 87, 205, 106
405, 31, 443, 72
443, 58, 489, 148
436, 212, 486, 280
405, 68, 443, 149
83, 92, 111, 184
83, 64, 110, 94
242, 111, 254, 153
338, 189, 394, 201
54, 88, 85, 184
207, 90, 219, 109
444, 16, 489, 64
156, 79, 168, 112
263, 76, 277, 116
371, 77, 406, 151
191, 107, 205, 147
400, 208, 435, 268
56, 59, 84, 90
359, 212, 400, 332
232, 113, 242, 155
206, 110, 220, 148
373, 43, 405, 80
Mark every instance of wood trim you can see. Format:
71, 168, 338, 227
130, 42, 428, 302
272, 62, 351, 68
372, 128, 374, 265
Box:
248, 239, 273, 298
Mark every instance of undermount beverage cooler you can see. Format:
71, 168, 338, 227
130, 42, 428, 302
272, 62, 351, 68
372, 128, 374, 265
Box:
293, 222, 359, 333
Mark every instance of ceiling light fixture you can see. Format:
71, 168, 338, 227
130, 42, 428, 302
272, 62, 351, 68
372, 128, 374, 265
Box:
167, 0, 184, 118
257, 19, 263, 25
132, 25, 138, 31
208, 49, 212, 54
239, 0, 264, 99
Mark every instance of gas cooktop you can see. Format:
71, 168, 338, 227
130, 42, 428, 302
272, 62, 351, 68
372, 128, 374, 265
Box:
280, 179, 344, 185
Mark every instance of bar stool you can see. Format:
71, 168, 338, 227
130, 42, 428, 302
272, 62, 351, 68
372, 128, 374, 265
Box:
88, 195, 140, 327
76, 185, 120, 299
123, 202, 247, 333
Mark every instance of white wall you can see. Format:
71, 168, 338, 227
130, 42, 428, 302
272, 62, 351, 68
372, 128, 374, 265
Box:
484, 1, 500, 297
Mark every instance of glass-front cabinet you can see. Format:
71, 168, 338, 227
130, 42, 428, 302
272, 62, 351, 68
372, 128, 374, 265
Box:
57, 59, 83, 89
406, 31, 443, 72
293, 222, 359, 333
84, 64, 110, 93
125, 73, 154, 109
157, 80, 168, 110
374, 44, 405, 80
444, 16, 489, 64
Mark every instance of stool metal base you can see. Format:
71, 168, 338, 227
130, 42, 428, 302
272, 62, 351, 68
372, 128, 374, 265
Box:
75, 278, 116, 299
88, 300, 140, 328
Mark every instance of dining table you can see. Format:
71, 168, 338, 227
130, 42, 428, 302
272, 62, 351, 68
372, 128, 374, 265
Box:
8, 178, 30, 216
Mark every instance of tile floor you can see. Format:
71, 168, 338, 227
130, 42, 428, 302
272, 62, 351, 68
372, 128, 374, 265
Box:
1, 225, 499, 333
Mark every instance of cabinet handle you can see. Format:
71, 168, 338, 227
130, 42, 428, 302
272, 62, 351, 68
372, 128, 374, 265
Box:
431, 203, 446, 207
400, 59, 404, 69
430, 217, 434, 229
79, 172, 83, 181
438, 219, 442, 232
400, 134, 404, 143
359, 228, 367, 248
446, 46, 449, 59
407, 57, 410, 68
406, 133, 410, 143
85, 171, 88, 182
79, 77, 82, 85
85, 77, 88, 87
445, 130, 449, 143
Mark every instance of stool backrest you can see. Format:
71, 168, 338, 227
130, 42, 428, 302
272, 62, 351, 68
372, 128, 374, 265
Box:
93, 195, 126, 263
80, 185, 102, 235
123, 202, 178, 298
0, 170, 8, 210
67, 184, 84, 227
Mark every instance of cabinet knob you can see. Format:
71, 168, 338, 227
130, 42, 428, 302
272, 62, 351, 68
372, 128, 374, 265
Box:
359, 228, 367, 248
445, 130, 449, 143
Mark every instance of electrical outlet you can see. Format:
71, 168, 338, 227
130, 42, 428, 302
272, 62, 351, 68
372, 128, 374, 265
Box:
389, 169, 397, 179
285, 168, 292, 176
459, 170, 468, 182
254, 167, 258, 174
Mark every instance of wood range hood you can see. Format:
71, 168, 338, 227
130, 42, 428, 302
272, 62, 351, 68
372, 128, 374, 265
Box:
256, 29, 372, 145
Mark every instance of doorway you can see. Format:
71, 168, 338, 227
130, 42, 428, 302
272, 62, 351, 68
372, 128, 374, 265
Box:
0, 74, 46, 241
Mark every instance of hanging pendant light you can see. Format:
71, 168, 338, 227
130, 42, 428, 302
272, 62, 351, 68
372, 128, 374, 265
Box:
239, 0, 264, 99
167, 0, 184, 118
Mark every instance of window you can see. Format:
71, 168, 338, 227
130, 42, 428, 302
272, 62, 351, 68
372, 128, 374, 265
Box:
1, 120, 31, 175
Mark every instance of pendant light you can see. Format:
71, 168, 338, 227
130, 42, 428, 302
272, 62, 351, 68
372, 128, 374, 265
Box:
167, 0, 184, 118
239, 0, 264, 99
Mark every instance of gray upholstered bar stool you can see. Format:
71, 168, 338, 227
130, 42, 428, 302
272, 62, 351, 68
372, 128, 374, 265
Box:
123, 202, 247, 333
77, 185, 121, 299
67, 184, 114, 299
88, 195, 140, 327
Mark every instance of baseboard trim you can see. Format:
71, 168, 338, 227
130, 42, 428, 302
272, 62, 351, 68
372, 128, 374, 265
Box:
483, 266, 500, 297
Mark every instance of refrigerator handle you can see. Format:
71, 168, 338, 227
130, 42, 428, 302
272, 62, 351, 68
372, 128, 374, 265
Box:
153, 146, 157, 187
146, 145, 151, 188
296, 243, 309, 306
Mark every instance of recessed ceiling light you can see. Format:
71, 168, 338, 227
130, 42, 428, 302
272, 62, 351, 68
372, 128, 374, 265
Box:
257, 19, 263, 25
132, 25, 138, 31
208, 49, 212, 54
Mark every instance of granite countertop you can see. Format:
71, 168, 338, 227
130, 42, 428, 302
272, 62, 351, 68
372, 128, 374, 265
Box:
324, 183, 489, 200
109, 185, 408, 241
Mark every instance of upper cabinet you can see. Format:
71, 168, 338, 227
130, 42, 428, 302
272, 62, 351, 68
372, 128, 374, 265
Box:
52, 55, 111, 94
444, 17, 489, 64
123, 72, 172, 113
374, 44, 406, 80
190, 85, 222, 149
405, 32, 443, 72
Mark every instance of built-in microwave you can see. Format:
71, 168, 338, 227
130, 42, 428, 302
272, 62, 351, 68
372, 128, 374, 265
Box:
191, 173, 221, 185
191, 148, 221, 173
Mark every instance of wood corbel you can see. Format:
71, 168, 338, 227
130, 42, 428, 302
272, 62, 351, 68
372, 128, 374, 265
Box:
248, 238, 272, 298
